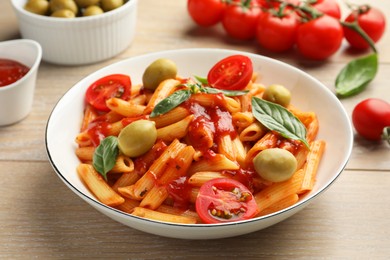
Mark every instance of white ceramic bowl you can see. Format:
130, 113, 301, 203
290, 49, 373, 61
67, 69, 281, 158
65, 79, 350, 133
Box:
0, 39, 42, 126
11, 0, 138, 65
46, 48, 353, 239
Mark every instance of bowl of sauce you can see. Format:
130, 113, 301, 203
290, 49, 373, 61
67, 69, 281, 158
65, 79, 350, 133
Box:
0, 39, 42, 126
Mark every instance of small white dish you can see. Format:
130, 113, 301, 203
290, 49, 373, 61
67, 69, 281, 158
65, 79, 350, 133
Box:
11, 0, 138, 65
46, 48, 353, 239
0, 39, 42, 126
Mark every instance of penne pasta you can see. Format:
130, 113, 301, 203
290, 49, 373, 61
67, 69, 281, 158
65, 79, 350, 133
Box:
299, 140, 326, 194
144, 79, 181, 115
106, 97, 145, 117
157, 115, 194, 142
254, 169, 304, 212
77, 164, 124, 207
132, 207, 197, 224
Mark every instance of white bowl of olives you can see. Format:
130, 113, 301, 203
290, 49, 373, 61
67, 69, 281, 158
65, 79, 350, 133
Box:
46, 48, 353, 239
11, 0, 138, 65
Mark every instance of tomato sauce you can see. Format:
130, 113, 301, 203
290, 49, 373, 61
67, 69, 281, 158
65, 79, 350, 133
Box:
0, 58, 30, 87
184, 94, 237, 153
86, 120, 112, 147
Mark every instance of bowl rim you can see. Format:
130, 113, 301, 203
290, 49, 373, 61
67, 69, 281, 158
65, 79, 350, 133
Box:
11, 0, 137, 23
0, 39, 42, 91
45, 48, 354, 228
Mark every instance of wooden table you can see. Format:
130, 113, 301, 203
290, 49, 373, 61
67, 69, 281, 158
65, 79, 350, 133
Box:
1, 0, 389, 258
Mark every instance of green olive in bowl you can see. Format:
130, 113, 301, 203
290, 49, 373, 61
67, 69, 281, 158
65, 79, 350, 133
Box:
74, 0, 100, 8
83, 5, 104, 16
49, 0, 78, 14
118, 120, 157, 157
263, 84, 291, 107
142, 58, 178, 90
253, 148, 297, 182
51, 9, 76, 18
101, 0, 124, 12
24, 0, 49, 15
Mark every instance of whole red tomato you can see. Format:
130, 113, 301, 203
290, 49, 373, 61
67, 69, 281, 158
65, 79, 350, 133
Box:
296, 15, 343, 60
311, 0, 341, 19
352, 98, 390, 142
343, 6, 386, 50
256, 11, 299, 52
187, 0, 226, 27
222, 2, 261, 40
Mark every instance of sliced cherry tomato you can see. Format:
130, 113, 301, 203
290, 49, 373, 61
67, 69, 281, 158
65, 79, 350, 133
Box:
352, 98, 390, 142
256, 11, 299, 52
343, 6, 386, 50
221, 2, 261, 40
195, 178, 259, 224
187, 0, 226, 27
296, 15, 343, 60
207, 55, 253, 90
86, 74, 131, 112
311, 0, 341, 19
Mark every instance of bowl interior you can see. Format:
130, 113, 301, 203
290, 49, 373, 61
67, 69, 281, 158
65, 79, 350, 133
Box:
46, 48, 353, 238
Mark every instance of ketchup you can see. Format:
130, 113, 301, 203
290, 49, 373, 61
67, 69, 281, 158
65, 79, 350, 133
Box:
0, 58, 30, 87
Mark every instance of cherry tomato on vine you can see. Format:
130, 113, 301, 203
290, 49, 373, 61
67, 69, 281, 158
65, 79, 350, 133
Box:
311, 0, 341, 19
343, 6, 386, 50
195, 178, 259, 224
86, 74, 131, 112
187, 0, 226, 27
207, 55, 253, 90
352, 98, 390, 142
256, 11, 299, 52
257, 0, 300, 9
221, 1, 261, 40
296, 15, 343, 60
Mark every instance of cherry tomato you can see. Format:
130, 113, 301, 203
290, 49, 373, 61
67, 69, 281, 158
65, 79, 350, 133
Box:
296, 15, 343, 60
0, 58, 30, 87
195, 178, 259, 224
86, 74, 131, 112
343, 6, 386, 50
257, 0, 301, 9
207, 55, 253, 90
187, 0, 226, 27
221, 2, 261, 40
311, 0, 341, 19
256, 11, 299, 52
352, 98, 390, 141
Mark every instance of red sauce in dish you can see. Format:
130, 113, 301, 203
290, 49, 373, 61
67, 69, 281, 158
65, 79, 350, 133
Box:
0, 58, 30, 87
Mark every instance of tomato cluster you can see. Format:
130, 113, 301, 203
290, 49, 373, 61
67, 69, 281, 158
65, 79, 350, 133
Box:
187, 0, 386, 60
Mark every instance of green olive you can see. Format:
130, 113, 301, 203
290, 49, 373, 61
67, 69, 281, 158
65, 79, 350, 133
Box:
101, 0, 124, 12
83, 5, 104, 16
142, 58, 178, 90
24, 0, 49, 15
118, 120, 157, 157
253, 148, 297, 182
49, 0, 78, 14
263, 84, 291, 107
74, 0, 100, 8
51, 9, 76, 18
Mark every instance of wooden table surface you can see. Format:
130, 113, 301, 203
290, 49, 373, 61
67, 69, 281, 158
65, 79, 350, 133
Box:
1, 0, 389, 258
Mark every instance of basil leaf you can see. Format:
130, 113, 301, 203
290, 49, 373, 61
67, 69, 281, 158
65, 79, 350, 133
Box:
251, 97, 309, 148
93, 136, 119, 181
150, 89, 191, 117
335, 53, 378, 98
203, 87, 249, 96
194, 75, 208, 85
